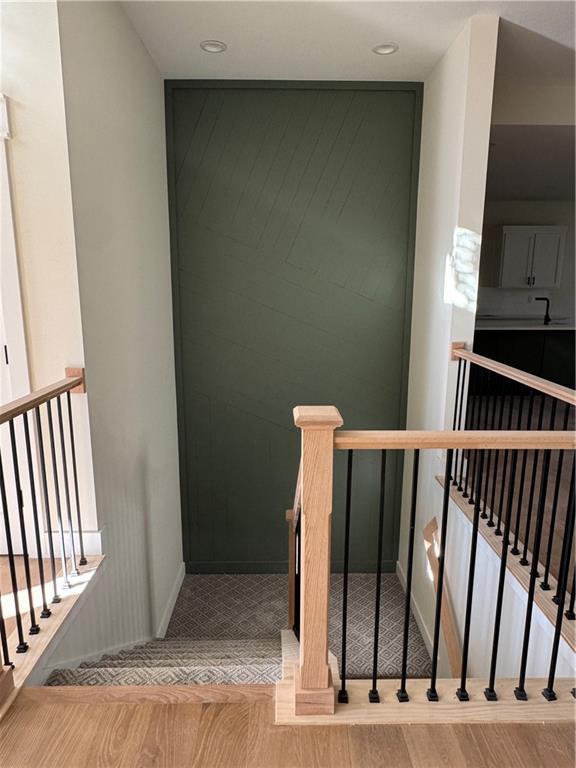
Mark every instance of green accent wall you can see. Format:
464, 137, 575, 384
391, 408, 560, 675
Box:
165, 82, 422, 573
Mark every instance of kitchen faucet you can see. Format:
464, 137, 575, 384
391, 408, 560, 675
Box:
535, 297, 551, 325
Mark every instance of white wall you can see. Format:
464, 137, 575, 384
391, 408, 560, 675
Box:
1, 1, 98, 536
492, 81, 575, 126
399, 15, 499, 676
42, 0, 183, 664
478, 200, 575, 323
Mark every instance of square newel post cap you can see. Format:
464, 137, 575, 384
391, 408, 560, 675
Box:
293, 406, 343, 429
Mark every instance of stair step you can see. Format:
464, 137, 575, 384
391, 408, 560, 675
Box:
79, 657, 281, 670
46, 664, 282, 686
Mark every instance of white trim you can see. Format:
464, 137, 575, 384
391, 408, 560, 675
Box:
155, 561, 185, 638
43, 528, 104, 558
396, 559, 433, 655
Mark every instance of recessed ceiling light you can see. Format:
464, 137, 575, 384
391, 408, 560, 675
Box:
372, 42, 399, 56
200, 40, 227, 54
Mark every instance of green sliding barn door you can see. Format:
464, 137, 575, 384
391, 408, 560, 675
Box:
166, 82, 421, 573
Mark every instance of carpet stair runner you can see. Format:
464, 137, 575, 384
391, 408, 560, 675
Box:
45, 638, 282, 686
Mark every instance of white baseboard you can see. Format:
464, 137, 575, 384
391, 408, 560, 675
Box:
396, 559, 433, 654
43, 528, 104, 557
155, 561, 185, 638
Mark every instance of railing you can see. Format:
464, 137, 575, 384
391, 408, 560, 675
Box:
451, 346, 575, 616
285, 405, 574, 716
0, 370, 88, 671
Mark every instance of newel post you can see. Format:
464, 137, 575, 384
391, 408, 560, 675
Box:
293, 405, 343, 715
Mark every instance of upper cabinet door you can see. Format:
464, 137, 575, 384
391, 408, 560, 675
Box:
531, 230, 565, 288
499, 229, 532, 287
498, 226, 566, 288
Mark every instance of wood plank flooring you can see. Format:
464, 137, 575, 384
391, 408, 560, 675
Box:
0, 695, 573, 767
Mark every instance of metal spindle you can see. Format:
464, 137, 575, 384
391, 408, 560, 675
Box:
494, 385, 516, 536
427, 449, 453, 702
397, 449, 420, 703
66, 391, 87, 566
56, 396, 78, 575
485, 449, 521, 700
487, 377, 507, 528
338, 450, 353, 704
22, 413, 51, 619
467, 371, 485, 506
0, 588, 12, 667
0, 449, 28, 652
35, 406, 60, 603
565, 569, 575, 620
481, 373, 499, 519
542, 467, 575, 700
514, 450, 552, 700
293, 516, 300, 639
456, 362, 469, 491
462, 371, 478, 499
369, 450, 386, 703
510, 389, 536, 555
519, 394, 546, 566
457, 451, 485, 701
540, 404, 571, 590
47, 400, 70, 589
8, 419, 39, 635
452, 360, 463, 484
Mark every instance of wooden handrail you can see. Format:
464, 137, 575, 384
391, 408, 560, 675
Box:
334, 430, 575, 451
0, 375, 84, 426
453, 348, 576, 406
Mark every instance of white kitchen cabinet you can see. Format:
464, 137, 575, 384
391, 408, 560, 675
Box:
499, 226, 566, 288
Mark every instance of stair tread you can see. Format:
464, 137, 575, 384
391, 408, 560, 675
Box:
46, 664, 281, 686
79, 657, 281, 669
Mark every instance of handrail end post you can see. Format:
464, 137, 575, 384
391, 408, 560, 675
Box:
294, 667, 336, 716
65, 367, 86, 394
451, 341, 467, 361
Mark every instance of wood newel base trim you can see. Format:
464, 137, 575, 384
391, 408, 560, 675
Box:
286, 509, 295, 629
294, 667, 335, 716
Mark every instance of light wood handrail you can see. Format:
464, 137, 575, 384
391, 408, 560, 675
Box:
453, 348, 576, 406
0, 375, 84, 426
334, 430, 575, 451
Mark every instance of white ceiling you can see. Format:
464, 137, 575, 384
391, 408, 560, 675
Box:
122, 1, 575, 81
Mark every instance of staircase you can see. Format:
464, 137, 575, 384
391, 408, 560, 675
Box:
46, 638, 282, 686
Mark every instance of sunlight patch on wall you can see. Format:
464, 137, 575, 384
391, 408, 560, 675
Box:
443, 227, 481, 312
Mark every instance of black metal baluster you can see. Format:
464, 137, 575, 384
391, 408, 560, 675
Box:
397, 449, 420, 703
540, 404, 570, 591
427, 449, 453, 702
467, 371, 487, 506
35, 406, 60, 603
8, 419, 39, 635
514, 450, 552, 700
56, 396, 78, 576
457, 451, 485, 701
519, 394, 546, 567
66, 391, 87, 566
485, 449, 521, 700
542, 466, 575, 701
0, 449, 28, 652
487, 378, 507, 528
565, 569, 575, 620
22, 413, 51, 619
457, 362, 469, 491
463, 371, 478, 499
510, 389, 536, 555
452, 360, 463, 485
369, 450, 386, 703
494, 385, 516, 536
338, 450, 353, 704
47, 399, 70, 589
481, 373, 499, 520
293, 515, 300, 639
0, 587, 12, 667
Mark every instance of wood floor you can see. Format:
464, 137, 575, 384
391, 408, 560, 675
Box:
0, 690, 573, 767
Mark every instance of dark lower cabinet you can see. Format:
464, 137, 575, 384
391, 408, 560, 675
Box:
473, 330, 575, 390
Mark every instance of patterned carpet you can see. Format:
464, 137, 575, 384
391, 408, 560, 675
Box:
46, 573, 430, 686
167, 573, 431, 679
